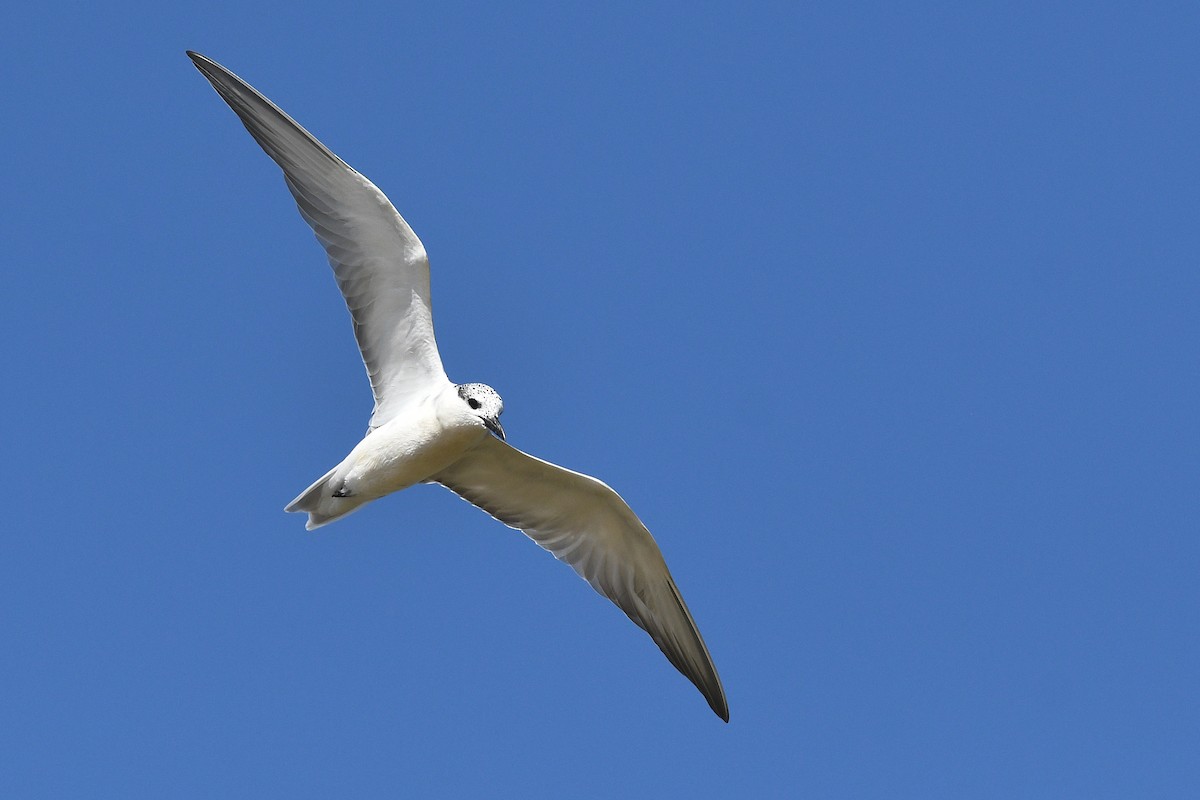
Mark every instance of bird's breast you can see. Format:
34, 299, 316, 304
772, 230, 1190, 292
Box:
341, 409, 487, 499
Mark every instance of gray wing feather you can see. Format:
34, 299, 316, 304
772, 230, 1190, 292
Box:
188, 52, 446, 427
433, 435, 729, 721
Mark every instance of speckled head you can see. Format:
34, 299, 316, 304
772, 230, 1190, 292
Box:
456, 383, 505, 440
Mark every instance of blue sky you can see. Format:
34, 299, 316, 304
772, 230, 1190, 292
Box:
3, 2, 1197, 797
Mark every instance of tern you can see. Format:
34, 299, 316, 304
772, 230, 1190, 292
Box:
188, 51, 728, 721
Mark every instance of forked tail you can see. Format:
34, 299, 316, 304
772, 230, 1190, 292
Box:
285, 467, 366, 530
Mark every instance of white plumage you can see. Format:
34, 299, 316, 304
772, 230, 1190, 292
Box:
189, 51, 728, 721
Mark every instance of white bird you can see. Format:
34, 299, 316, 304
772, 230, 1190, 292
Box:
188, 51, 728, 722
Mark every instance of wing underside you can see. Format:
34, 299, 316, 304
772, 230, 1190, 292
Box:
188, 52, 447, 424
434, 436, 729, 721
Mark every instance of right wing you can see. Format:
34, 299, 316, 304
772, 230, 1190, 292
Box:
434, 435, 729, 721
188, 52, 447, 428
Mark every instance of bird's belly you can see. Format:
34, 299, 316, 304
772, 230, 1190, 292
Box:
341, 419, 486, 499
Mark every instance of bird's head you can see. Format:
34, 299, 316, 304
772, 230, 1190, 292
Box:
456, 383, 505, 440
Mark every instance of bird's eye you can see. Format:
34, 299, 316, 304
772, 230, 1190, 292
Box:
467, 397, 481, 410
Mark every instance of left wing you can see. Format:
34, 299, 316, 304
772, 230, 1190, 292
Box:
433, 435, 729, 721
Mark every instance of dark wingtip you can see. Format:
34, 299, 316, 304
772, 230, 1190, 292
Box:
186, 51, 223, 80
705, 686, 730, 722
186, 51, 216, 79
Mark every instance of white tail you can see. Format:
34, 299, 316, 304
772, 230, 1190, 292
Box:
285, 467, 367, 530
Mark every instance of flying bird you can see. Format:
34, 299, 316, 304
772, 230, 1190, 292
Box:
187, 51, 728, 721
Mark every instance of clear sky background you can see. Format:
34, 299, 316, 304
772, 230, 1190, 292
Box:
3, 2, 1197, 797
